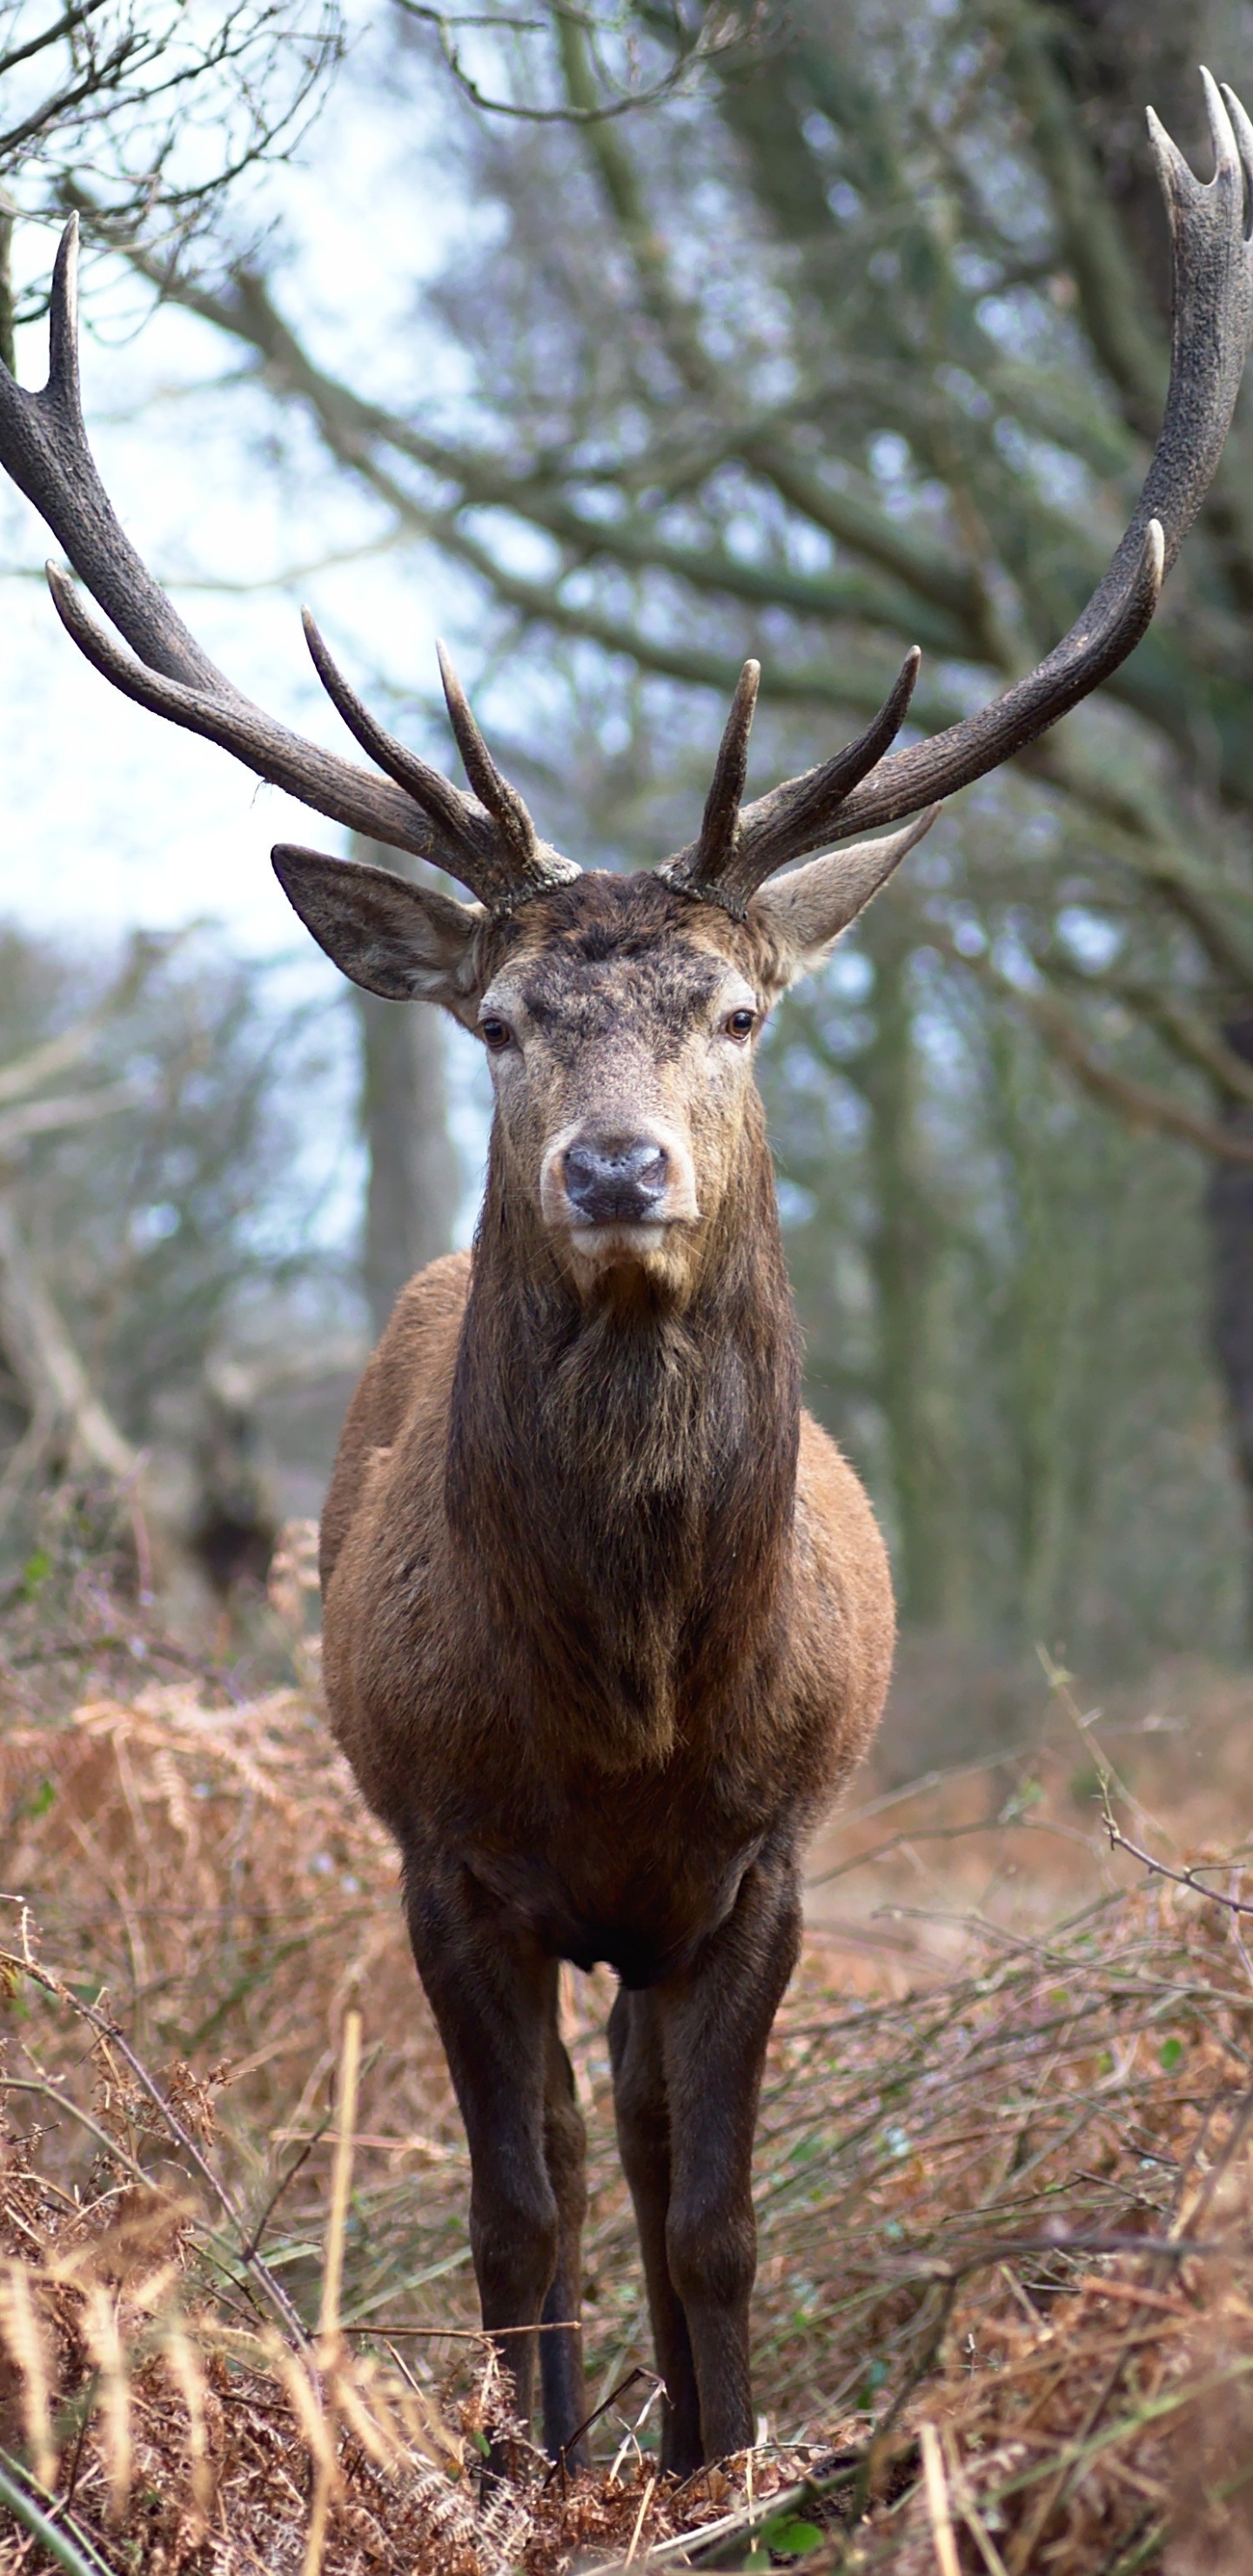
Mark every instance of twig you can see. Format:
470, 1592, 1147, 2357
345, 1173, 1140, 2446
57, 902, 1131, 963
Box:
944, 2427, 1009, 2576
9, 1633, 232, 1679
1074, 2275, 1189, 2317
648, 2452, 867, 2568
343, 2318, 579, 2337
543, 2367, 655, 2489
0, 1944, 307, 2344
304, 2005, 361, 2576
625, 2472, 656, 2565
318, 2009, 361, 2345
0, 2454, 113, 2576
921, 2422, 962, 2576
1100, 1815, 1253, 1919
241, 2122, 329, 2264
0, 2073, 157, 2187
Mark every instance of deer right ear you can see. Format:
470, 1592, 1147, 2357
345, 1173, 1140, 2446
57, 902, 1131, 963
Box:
271, 847, 487, 1018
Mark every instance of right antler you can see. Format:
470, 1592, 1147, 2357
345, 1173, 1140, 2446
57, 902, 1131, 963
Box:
0, 218, 575, 916
660, 70, 1253, 916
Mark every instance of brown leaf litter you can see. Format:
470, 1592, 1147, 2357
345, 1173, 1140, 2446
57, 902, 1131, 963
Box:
3, 1647, 1253, 2565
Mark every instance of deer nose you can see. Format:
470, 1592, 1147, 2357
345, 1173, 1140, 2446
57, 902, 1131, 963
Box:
564, 1133, 669, 1225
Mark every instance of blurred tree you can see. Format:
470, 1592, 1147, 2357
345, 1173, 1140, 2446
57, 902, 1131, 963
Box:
352, 840, 461, 1339
0, 920, 352, 1573
0, 0, 341, 352
65, 0, 1253, 1650
762, 862, 1240, 1658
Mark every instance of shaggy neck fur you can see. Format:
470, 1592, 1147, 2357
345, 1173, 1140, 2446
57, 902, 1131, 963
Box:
446, 1091, 801, 1770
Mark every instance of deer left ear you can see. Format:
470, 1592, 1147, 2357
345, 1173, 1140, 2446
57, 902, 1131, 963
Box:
752, 807, 941, 989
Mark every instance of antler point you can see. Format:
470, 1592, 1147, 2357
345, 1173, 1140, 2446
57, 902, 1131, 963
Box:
1200, 64, 1239, 178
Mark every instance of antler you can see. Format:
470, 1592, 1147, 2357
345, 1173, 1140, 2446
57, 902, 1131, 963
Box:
4, 65, 1250, 931
660, 70, 1253, 919
660, 650, 922, 914
0, 218, 575, 916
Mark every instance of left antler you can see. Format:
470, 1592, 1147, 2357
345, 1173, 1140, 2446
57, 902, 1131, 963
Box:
660, 70, 1253, 918
0, 217, 575, 916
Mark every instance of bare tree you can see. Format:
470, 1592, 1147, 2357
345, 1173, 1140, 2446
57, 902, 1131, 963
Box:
0, 0, 341, 279
0, 923, 350, 1573
352, 840, 461, 1339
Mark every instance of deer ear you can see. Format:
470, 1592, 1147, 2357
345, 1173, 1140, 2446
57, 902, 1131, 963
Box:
271, 846, 487, 1020
752, 808, 941, 989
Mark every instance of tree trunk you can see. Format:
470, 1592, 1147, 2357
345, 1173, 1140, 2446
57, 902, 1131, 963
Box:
1204, 1018, 1253, 1643
856, 912, 947, 1627
352, 839, 461, 1340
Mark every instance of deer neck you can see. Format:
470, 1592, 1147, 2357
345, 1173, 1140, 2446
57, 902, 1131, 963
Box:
446, 1102, 800, 1768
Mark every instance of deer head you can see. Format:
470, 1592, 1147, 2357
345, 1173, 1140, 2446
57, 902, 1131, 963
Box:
269, 784, 939, 1304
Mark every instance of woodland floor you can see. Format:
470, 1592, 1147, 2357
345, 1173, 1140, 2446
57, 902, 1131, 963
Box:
1, 1506, 1252, 2570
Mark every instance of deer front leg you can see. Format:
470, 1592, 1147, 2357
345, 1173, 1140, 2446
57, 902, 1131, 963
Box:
608, 1986, 702, 2475
655, 1856, 801, 2467
405, 1866, 560, 2448
539, 2013, 590, 2465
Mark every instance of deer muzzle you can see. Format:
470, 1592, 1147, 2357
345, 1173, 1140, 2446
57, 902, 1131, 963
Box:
565, 1135, 668, 1224
540, 1120, 700, 1244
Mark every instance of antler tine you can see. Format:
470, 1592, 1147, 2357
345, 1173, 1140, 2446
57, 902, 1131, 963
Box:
695, 658, 761, 882
435, 641, 553, 878
44, 563, 469, 865
660, 71, 1253, 899
661, 649, 920, 916
304, 616, 574, 908
302, 611, 576, 908
45, 212, 81, 437
3, 216, 224, 694
301, 611, 477, 859
1217, 76, 1253, 198
777, 517, 1165, 848
0, 217, 575, 908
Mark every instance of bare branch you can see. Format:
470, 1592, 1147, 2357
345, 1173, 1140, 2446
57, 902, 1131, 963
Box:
939, 929, 1253, 1165
397, 0, 746, 125
0, 1081, 139, 1151
0, 1197, 138, 1478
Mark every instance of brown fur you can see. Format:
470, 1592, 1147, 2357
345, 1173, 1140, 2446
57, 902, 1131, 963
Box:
316, 870, 895, 2473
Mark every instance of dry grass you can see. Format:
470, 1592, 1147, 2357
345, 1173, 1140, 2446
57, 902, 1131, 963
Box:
3, 1529, 1253, 2566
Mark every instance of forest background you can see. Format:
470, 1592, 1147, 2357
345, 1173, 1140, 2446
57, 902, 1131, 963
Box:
2, 0, 1251, 1736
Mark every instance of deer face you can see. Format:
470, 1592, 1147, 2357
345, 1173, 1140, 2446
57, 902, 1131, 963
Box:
473, 875, 766, 1302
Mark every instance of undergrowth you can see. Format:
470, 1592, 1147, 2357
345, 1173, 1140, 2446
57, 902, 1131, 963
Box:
0, 1516, 1252, 2568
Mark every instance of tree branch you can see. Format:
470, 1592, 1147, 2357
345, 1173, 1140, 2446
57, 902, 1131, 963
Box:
940, 933, 1253, 1164
1045, 961, 1253, 1107
0, 1199, 138, 1479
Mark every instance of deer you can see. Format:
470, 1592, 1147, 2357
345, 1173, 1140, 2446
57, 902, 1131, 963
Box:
1, 71, 1250, 2479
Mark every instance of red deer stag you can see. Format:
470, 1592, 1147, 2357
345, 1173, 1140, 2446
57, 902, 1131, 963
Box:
1, 75, 1251, 2475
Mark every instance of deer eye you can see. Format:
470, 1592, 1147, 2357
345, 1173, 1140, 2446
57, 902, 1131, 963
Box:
724, 1007, 756, 1042
480, 1016, 513, 1051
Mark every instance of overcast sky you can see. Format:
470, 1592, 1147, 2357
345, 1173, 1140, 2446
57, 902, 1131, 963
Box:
0, 9, 479, 954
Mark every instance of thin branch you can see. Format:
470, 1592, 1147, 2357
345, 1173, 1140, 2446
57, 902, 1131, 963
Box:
398, 0, 745, 124
1046, 962, 1253, 1107
937, 932, 1253, 1164
0, 1198, 138, 1479
0, 1081, 140, 1152
0, 1939, 308, 2345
